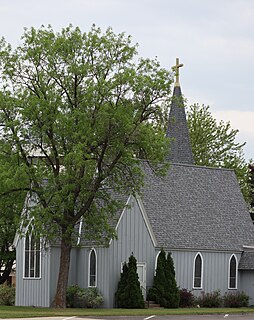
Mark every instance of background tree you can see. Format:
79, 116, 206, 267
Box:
115, 254, 144, 308
248, 162, 254, 220
187, 104, 249, 201
0, 25, 172, 307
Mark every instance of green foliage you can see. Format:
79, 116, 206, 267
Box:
196, 290, 223, 308
195, 290, 249, 308
0, 142, 28, 284
187, 104, 249, 201
147, 249, 179, 308
66, 285, 104, 308
66, 285, 83, 308
0, 285, 15, 306
115, 262, 129, 308
179, 288, 195, 308
0, 25, 173, 307
147, 249, 167, 304
249, 162, 254, 220
115, 254, 145, 308
164, 252, 180, 308
223, 291, 249, 308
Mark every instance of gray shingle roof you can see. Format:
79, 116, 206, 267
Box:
166, 86, 194, 164
239, 252, 254, 270
141, 163, 254, 251
78, 81, 254, 253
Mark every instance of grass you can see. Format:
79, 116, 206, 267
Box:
0, 306, 254, 318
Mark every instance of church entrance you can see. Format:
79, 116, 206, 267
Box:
137, 263, 146, 298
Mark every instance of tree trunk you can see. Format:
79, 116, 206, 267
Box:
0, 257, 15, 285
52, 234, 72, 308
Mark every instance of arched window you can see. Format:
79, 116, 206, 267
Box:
229, 254, 237, 289
193, 253, 203, 289
154, 251, 161, 275
88, 249, 97, 287
24, 233, 41, 278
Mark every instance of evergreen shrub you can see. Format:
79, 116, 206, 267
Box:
147, 249, 180, 308
0, 285, 15, 306
115, 262, 129, 308
196, 290, 222, 308
179, 288, 195, 307
223, 291, 249, 307
115, 254, 145, 308
66, 285, 104, 308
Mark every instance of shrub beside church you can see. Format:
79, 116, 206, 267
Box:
148, 249, 180, 308
115, 254, 145, 308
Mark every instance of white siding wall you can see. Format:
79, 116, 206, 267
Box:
239, 271, 254, 306
172, 250, 242, 297
76, 196, 157, 307
106, 196, 156, 307
15, 238, 51, 307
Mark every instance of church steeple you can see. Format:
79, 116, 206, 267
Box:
166, 58, 194, 164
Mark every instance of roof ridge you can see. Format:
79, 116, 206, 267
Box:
168, 162, 235, 172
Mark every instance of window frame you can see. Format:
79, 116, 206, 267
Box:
228, 254, 237, 289
193, 252, 203, 289
154, 251, 161, 275
88, 248, 97, 287
23, 233, 41, 279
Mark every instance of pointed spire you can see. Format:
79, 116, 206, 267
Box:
166, 59, 194, 164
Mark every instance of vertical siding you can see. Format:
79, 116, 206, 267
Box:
15, 238, 51, 307
239, 271, 254, 306
76, 195, 156, 308
172, 250, 242, 297
75, 246, 110, 307
106, 196, 156, 307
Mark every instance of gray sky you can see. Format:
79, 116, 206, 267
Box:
0, 0, 253, 160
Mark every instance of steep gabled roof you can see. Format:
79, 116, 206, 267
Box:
141, 163, 254, 251
78, 59, 254, 253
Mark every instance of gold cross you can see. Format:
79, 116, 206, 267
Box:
172, 58, 183, 86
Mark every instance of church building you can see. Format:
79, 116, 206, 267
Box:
15, 59, 254, 308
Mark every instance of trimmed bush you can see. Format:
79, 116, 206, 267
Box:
196, 290, 222, 308
147, 249, 179, 308
115, 262, 129, 308
66, 285, 103, 308
82, 287, 104, 308
164, 252, 180, 308
115, 254, 145, 308
0, 285, 15, 306
224, 291, 249, 308
179, 288, 195, 307
147, 249, 167, 304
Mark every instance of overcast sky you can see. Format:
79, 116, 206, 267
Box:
0, 0, 253, 160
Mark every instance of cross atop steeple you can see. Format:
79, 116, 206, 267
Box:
172, 58, 183, 87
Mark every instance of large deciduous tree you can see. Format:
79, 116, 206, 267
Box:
0, 25, 172, 307
187, 104, 249, 201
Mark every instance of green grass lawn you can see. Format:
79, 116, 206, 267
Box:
0, 306, 254, 318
